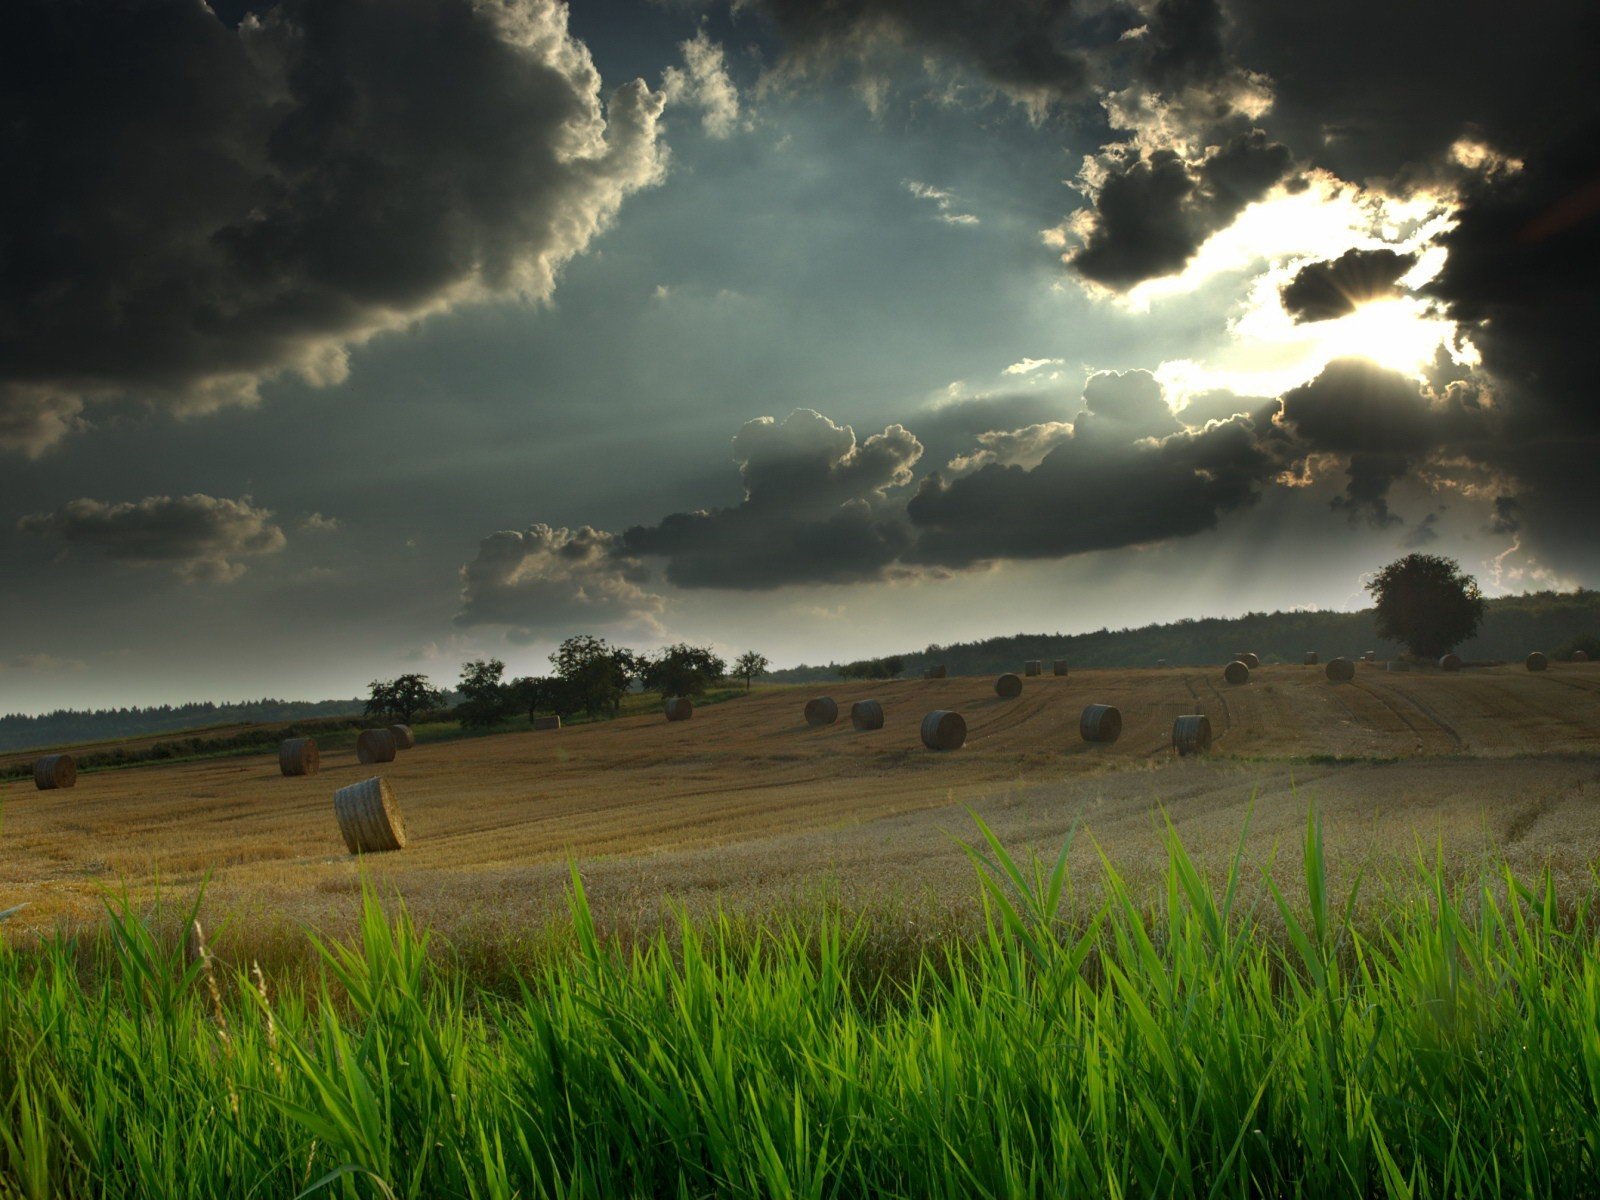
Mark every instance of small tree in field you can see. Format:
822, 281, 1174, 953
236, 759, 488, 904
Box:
733, 651, 769, 693
550, 635, 639, 716
643, 643, 727, 698
365, 673, 446, 724
456, 658, 513, 728
1366, 554, 1486, 659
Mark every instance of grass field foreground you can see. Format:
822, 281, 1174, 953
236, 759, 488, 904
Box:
2, 812, 1599, 1199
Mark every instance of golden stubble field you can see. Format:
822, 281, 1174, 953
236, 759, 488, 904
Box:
5, 663, 1600, 944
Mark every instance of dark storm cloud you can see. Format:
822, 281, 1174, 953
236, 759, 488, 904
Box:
1275, 359, 1492, 528
621, 409, 923, 589
1419, 123, 1600, 565
755, 0, 1108, 110
1068, 131, 1292, 288
1488, 497, 1522, 537
1137, 0, 1227, 92
454, 524, 665, 641
18, 494, 287, 583
0, 0, 666, 456
1427, 128, 1600, 437
1279, 248, 1418, 323
1404, 511, 1440, 548
903, 370, 1274, 565
1224, 0, 1599, 184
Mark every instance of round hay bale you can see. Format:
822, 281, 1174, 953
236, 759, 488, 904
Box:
1172, 714, 1212, 756
1574, 650, 1590, 663
1526, 651, 1549, 672
664, 696, 693, 722
1236, 652, 1260, 670
1156, 659, 1168, 668
1387, 660, 1412, 672
332, 776, 407, 855
1024, 660, 1042, 677
804, 697, 839, 727
920, 709, 966, 751
356, 729, 397, 765
279, 737, 319, 777
929, 664, 948, 679
1080, 703, 1122, 744
1325, 657, 1355, 682
1439, 653, 1463, 672
33, 754, 76, 790
1223, 660, 1250, 686
1304, 651, 1319, 665
1363, 651, 1376, 664
995, 673, 1023, 698
388, 724, 415, 750
850, 699, 885, 730
1052, 660, 1069, 676
532, 714, 561, 731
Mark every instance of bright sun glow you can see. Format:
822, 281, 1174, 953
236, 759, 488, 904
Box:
1156, 292, 1469, 410
1113, 171, 1453, 312
1303, 297, 1458, 375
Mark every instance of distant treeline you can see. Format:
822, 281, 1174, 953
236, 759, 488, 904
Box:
0, 715, 370, 782
768, 590, 1600, 683
0, 698, 365, 753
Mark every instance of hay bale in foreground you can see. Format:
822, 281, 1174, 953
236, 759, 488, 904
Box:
664, 696, 694, 722
1326, 657, 1355, 682
1172, 714, 1212, 756
1053, 660, 1069, 676
995, 673, 1023, 699
1236, 652, 1261, 670
1024, 660, 1042, 677
1575, 650, 1591, 663
356, 729, 397, 765
851, 699, 885, 730
1223, 660, 1250, 686
1439, 653, 1463, 672
920, 709, 966, 750
1526, 651, 1549, 672
33, 754, 76, 790
532, 715, 561, 731
1305, 651, 1319, 665
278, 737, 319, 777
389, 724, 415, 750
1080, 703, 1122, 744
804, 697, 840, 727
333, 776, 407, 855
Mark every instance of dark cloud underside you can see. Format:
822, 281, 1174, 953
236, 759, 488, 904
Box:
0, 0, 664, 455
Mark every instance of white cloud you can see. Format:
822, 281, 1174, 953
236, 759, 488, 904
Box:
455, 524, 666, 642
18, 494, 288, 584
662, 30, 741, 139
1002, 357, 1063, 376
906, 180, 980, 226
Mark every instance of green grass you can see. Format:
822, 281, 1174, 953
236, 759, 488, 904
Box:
3, 811, 1599, 1198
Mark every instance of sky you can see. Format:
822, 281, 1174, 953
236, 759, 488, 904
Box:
1, 0, 1597, 713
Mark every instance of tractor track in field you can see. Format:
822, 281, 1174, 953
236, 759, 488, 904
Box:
1351, 680, 1462, 749
1190, 673, 1235, 744
1530, 674, 1600, 701
1376, 682, 1466, 749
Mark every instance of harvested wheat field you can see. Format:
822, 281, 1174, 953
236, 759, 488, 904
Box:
5, 662, 1600, 943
